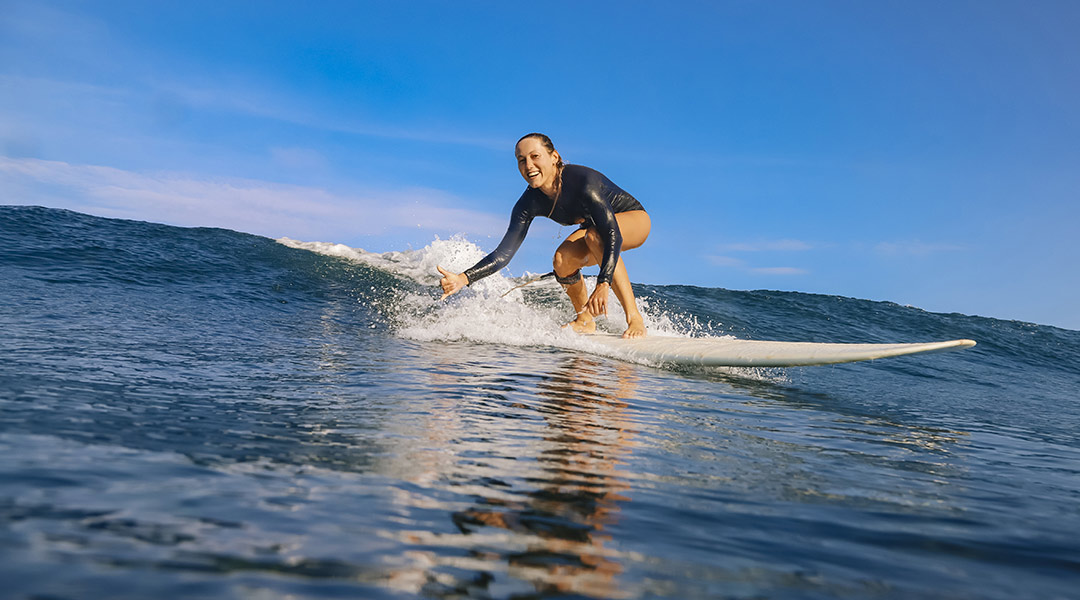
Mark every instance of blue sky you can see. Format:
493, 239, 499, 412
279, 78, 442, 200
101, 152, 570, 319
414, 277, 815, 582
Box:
2, 0, 1077, 330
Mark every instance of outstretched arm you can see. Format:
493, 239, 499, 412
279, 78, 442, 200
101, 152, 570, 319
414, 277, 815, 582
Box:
436, 196, 534, 298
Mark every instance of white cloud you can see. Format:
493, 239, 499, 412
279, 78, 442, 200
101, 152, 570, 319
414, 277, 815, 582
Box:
705, 253, 807, 276
1, 0, 504, 155
0, 156, 505, 241
707, 239, 812, 276
1, 71, 505, 156
140, 79, 507, 151
0, 2, 113, 63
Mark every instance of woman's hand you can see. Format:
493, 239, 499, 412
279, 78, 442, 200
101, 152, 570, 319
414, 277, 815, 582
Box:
586, 282, 611, 317
437, 266, 469, 300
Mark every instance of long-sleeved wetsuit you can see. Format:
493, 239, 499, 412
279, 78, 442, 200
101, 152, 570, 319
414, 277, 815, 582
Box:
463, 164, 645, 286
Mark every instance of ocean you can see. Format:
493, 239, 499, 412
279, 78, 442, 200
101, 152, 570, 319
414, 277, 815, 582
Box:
1, 205, 1077, 599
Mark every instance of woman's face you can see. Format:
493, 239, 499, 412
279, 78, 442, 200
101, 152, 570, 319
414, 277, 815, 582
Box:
515, 137, 560, 190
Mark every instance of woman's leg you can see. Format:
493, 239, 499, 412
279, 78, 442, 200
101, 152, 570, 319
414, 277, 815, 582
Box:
590, 211, 650, 337
608, 256, 646, 337
553, 211, 651, 337
553, 228, 596, 332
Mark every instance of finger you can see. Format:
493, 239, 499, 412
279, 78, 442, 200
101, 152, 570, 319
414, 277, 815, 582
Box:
436, 265, 450, 276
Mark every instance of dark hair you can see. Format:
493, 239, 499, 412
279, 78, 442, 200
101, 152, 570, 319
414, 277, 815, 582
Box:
517, 132, 564, 199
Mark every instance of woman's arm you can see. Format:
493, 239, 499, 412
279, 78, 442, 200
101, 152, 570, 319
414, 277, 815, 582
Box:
583, 190, 623, 286
437, 196, 535, 298
463, 199, 534, 283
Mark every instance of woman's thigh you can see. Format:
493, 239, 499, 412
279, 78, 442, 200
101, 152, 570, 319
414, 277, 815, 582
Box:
614, 210, 651, 251
555, 227, 591, 267
556, 210, 651, 268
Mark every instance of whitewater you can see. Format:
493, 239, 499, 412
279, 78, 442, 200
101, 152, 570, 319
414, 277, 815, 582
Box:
2, 206, 1078, 599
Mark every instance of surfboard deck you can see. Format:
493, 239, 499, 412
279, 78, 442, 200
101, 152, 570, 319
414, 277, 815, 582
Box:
583, 334, 976, 367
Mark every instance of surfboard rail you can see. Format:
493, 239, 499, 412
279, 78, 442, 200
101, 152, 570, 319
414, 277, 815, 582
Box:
583, 335, 976, 367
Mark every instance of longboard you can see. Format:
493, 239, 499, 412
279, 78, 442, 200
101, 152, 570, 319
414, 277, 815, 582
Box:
583, 334, 976, 367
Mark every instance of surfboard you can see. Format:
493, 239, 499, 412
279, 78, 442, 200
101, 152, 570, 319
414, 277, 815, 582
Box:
583, 334, 976, 367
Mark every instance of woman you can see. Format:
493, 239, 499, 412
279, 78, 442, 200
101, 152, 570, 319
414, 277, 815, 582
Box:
438, 133, 651, 338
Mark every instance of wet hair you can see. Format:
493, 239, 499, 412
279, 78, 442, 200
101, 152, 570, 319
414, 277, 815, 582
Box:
517, 132, 564, 199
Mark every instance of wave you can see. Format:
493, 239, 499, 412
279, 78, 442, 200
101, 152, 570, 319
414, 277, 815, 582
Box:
4, 205, 1078, 373
4, 205, 1080, 455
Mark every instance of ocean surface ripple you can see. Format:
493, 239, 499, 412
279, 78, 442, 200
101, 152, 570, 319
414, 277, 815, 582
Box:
2, 206, 1078, 599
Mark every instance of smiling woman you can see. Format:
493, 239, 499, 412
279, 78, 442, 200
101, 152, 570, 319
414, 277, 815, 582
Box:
437, 133, 652, 338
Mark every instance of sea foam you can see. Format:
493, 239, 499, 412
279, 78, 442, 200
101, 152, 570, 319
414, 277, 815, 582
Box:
277, 235, 716, 367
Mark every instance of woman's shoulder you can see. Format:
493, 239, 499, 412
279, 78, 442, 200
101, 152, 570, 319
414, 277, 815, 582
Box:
561, 164, 609, 190
563, 163, 602, 180
512, 186, 547, 214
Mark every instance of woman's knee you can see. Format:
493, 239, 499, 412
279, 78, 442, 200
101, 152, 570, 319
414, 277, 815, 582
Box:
554, 241, 592, 274
552, 247, 577, 276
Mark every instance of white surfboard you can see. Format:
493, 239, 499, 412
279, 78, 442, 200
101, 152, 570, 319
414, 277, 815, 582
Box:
584, 334, 976, 367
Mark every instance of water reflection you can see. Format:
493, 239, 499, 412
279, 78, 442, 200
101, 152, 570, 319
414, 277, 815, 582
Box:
386, 344, 646, 598
383, 341, 978, 598
450, 354, 639, 598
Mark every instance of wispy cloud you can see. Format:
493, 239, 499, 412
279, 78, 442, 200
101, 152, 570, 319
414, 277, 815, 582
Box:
1, 72, 506, 157
0, 2, 115, 69
157, 81, 508, 150
1, 0, 505, 154
0, 156, 505, 241
706, 238, 811, 276
706, 255, 807, 276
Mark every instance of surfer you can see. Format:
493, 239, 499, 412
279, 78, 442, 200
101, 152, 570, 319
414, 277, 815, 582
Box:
437, 133, 651, 338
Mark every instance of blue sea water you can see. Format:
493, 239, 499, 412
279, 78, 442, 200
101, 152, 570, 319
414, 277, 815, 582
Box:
1, 205, 1078, 599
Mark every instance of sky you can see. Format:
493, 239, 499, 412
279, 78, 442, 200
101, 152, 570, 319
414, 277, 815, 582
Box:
1, 0, 1078, 330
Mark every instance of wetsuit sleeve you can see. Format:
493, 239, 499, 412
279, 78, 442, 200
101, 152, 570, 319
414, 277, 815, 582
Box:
584, 187, 622, 285
463, 196, 534, 284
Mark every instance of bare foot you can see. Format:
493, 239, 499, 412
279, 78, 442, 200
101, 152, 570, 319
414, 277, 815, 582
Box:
562, 316, 597, 334
622, 315, 646, 339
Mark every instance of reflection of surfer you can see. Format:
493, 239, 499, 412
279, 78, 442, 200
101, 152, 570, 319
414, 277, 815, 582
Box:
437, 133, 651, 338
451, 355, 639, 597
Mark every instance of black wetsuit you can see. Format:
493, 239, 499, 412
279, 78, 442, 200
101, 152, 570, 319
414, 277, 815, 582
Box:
463, 164, 645, 286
